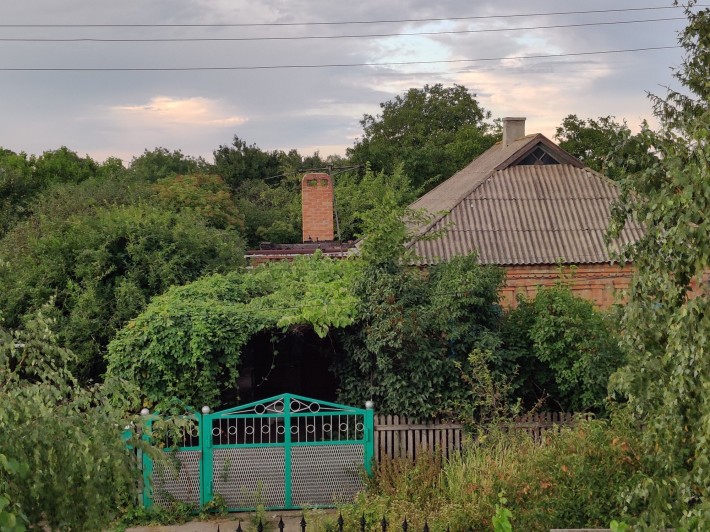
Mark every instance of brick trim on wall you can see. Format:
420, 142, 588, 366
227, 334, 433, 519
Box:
500, 263, 634, 308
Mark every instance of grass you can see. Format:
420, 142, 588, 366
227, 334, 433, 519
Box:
341, 418, 641, 531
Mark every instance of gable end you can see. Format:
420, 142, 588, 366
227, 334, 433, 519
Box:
496, 135, 584, 171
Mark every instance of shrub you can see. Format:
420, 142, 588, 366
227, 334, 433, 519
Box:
501, 283, 624, 412
0, 201, 244, 381
343, 418, 640, 531
0, 308, 139, 530
107, 254, 361, 408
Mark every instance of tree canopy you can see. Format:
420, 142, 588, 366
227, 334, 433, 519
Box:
554, 114, 654, 180
609, 2, 710, 527
0, 174, 244, 381
128, 147, 210, 182
347, 83, 499, 191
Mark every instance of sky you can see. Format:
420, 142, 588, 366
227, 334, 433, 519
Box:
0, 1, 693, 163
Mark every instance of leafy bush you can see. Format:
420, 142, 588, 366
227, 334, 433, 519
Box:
336, 190, 504, 417
0, 308, 139, 530
500, 284, 624, 412
343, 418, 640, 531
107, 254, 361, 407
332, 163, 416, 241
152, 173, 244, 230
0, 201, 244, 380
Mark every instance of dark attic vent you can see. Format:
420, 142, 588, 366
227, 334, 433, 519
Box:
518, 146, 560, 166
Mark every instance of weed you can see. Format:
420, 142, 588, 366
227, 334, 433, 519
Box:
492, 491, 513, 532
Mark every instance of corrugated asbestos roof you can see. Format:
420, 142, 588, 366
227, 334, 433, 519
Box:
409, 139, 643, 266
410, 134, 542, 215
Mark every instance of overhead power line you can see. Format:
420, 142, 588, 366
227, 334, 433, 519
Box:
0, 45, 680, 72
0, 5, 701, 28
0, 17, 685, 43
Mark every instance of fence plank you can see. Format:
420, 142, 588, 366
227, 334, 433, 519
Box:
373, 412, 577, 462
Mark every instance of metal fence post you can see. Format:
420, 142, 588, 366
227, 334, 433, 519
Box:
200, 406, 213, 507
140, 410, 154, 509
364, 400, 375, 475
284, 394, 293, 508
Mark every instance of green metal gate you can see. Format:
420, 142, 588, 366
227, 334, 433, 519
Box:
141, 394, 374, 511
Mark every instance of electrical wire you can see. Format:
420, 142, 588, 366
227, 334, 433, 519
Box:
0, 45, 680, 71
0, 17, 686, 42
0, 5, 702, 28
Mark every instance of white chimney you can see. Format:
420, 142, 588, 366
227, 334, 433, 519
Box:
502, 117, 526, 146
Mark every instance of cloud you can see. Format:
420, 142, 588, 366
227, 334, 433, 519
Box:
0, 0, 689, 161
110, 96, 248, 127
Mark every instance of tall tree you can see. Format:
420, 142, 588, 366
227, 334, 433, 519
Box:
129, 147, 210, 182
610, 2, 710, 527
213, 136, 284, 189
0, 149, 37, 236
347, 84, 498, 191
32, 146, 100, 186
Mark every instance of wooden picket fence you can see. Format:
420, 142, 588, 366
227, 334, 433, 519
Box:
374, 412, 580, 462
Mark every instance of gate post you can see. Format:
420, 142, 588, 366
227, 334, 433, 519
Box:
283, 395, 292, 509
364, 401, 375, 475
140, 410, 155, 509
200, 407, 213, 507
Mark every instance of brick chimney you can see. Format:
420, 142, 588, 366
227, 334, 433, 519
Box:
301, 173, 334, 242
503, 117, 526, 146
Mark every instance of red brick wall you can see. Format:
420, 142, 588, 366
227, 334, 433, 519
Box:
301, 173, 334, 242
500, 263, 634, 309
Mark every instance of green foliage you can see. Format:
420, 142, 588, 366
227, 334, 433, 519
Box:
0, 200, 244, 380
333, 163, 416, 242
213, 136, 285, 189
129, 147, 211, 182
607, 3, 710, 527
0, 149, 38, 238
343, 419, 640, 531
609, 520, 630, 532
32, 146, 100, 186
0, 308, 139, 530
611, 105, 710, 528
27, 170, 150, 223
0, 454, 27, 532
348, 83, 498, 190
337, 190, 505, 417
554, 115, 651, 180
234, 177, 301, 246
152, 173, 244, 230
650, 1, 710, 128
492, 492, 513, 532
521, 284, 623, 411
456, 349, 520, 431
0, 147, 123, 237
107, 254, 360, 407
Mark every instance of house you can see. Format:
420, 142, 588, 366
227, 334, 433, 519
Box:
407, 117, 643, 307
247, 117, 641, 307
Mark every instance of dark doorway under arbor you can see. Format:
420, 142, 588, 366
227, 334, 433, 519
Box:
234, 327, 340, 404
